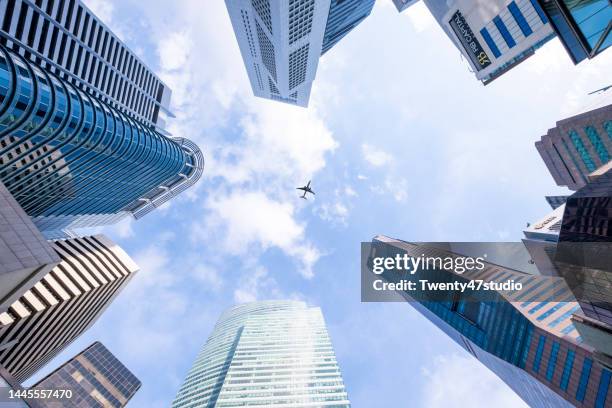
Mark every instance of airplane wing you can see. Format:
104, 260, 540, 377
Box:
297, 187, 306, 191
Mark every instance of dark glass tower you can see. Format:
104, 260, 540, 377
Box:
538, 0, 611, 63
321, 0, 375, 54
33, 341, 141, 407
0, 45, 203, 233
371, 235, 612, 408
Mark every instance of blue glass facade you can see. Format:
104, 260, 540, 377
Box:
539, 0, 611, 63
33, 341, 141, 407
321, 0, 375, 54
0, 45, 202, 229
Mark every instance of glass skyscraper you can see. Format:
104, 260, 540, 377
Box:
538, 0, 611, 63
0, 44, 203, 234
171, 300, 350, 408
225, 0, 374, 106
371, 235, 612, 408
32, 341, 141, 407
0, 0, 204, 235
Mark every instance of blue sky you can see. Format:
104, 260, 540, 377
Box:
26, 1, 612, 407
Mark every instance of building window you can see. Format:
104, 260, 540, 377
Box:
569, 130, 596, 172
508, 2, 533, 37
596, 369, 611, 408
576, 357, 593, 402
480, 28, 501, 58
533, 334, 546, 373
529, 0, 548, 24
603, 121, 612, 140
545, 342, 560, 381
493, 16, 516, 48
560, 349, 575, 391
585, 126, 610, 164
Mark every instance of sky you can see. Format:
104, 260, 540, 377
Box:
25, 1, 612, 407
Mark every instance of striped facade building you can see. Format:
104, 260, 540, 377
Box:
537, 102, 612, 191
372, 235, 611, 408
171, 300, 350, 408
0, 234, 138, 383
0, 0, 172, 131
424, 0, 556, 84
225, 0, 374, 107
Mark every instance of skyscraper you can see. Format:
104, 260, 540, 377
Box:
536, 101, 611, 191
0, 0, 171, 131
536, 0, 611, 64
0, 180, 59, 314
0, 234, 138, 383
0, 44, 204, 235
424, 0, 556, 84
32, 341, 141, 408
371, 235, 612, 408
225, 0, 374, 107
391, 0, 419, 13
171, 300, 350, 408
0, 1, 204, 236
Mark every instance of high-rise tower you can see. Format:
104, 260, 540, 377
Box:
0, 234, 138, 382
0, 0, 171, 131
371, 235, 612, 408
0, 1, 204, 236
537, 101, 612, 191
225, 0, 374, 107
33, 341, 141, 408
424, 0, 556, 84
536, 0, 611, 64
171, 300, 351, 408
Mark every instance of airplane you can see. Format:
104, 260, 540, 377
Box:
588, 84, 612, 95
296, 180, 315, 199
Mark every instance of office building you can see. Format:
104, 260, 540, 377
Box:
0, 180, 59, 314
557, 165, 612, 369
372, 235, 612, 408
0, 0, 171, 131
33, 341, 141, 407
537, 0, 611, 64
424, 0, 556, 84
546, 195, 568, 209
225, 0, 374, 106
392, 0, 419, 13
536, 102, 612, 191
0, 1, 204, 236
0, 44, 204, 235
171, 300, 350, 408
0, 234, 138, 383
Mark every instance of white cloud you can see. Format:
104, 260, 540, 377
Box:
192, 264, 224, 292
144, 14, 338, 280
233, 266, 271, 303
83, 0, 114, 25
157, 31, 192, 71
316, 202, 350, 225
421, 353, 528, 408
344, 186, 358, 197
203, 191, 321, 279
370, 176, 409, 203
362, 143, 394, 167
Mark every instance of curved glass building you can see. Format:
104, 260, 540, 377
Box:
0, 45, 203, 233
171, 300, 351, 408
